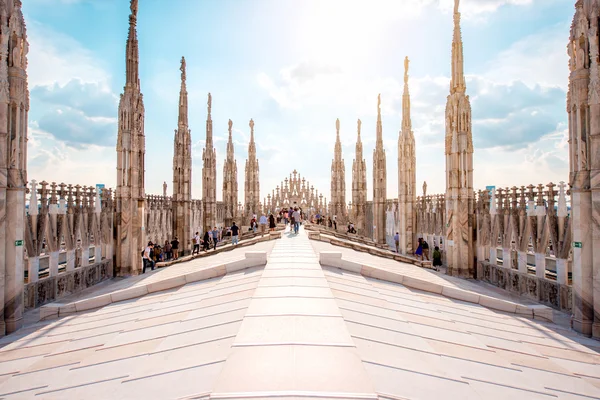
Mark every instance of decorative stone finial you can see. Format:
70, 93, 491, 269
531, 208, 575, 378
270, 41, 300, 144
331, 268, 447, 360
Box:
422, 181, 427, 197
130, 0, 138, 16
180, 56, 186, 82
404, 56, 409, 84
207, 92, 212, 115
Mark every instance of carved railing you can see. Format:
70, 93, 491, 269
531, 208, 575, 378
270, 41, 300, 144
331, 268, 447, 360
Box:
24, 180, 114, 283
144, 194, 173, 246
413, 182, 571, 281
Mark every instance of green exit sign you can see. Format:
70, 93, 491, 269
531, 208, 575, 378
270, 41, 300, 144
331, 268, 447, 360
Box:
14, 240, 23, 247
573, 242, 582, 248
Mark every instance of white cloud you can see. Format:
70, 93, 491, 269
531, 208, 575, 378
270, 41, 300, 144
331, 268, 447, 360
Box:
27, 21, 110, 87
483, 23, 569, 90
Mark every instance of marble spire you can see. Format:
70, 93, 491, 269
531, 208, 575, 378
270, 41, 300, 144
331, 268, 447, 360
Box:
1, 0, 29, 334
398, 56, 416, 255
330, 118, 346, 225
244, 119, 260, 219
223, 119, 238, 226
567, 0, 600, 338
445, 0, 474, 277
116, 0, 146, 276
352, 119, 367, 234
373, 94, 387, 244
202, 93, 217, 231
172, 56, 192, 254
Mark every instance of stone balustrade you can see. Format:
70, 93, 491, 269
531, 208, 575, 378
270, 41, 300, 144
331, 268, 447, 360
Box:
411, 181, 572, 311
23, 180, 115, 309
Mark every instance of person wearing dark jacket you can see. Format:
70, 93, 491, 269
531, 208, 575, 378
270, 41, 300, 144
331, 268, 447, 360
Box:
269, 214, 276, 231
203, 230, 210, 252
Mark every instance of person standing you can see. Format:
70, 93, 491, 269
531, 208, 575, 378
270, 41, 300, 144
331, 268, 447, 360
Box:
202, 230, 210, 251
333, 215, 337, 231
259, 214, 268, 235
211, 226, 219, 250
231, 222, 240, 245
433, 246, 442, 271
422, 239, 430, 261
269, 213, 276, 231
415, 238, 423, 260
142, 242, 155, 273
170, 237, 179, 260
394, 232, 400, 253
292, 207, 301, 234
192, 232, 200, 255
164, 240, 172, 261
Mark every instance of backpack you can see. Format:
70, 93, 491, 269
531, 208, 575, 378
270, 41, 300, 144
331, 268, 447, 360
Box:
141, 249, 145, 257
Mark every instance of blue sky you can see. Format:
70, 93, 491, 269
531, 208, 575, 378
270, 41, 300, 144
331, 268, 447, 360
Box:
25, 0, 572, 203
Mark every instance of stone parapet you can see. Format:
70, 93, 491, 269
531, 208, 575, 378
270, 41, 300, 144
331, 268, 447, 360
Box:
24, 259, 112, 310
477, 260, 571, 313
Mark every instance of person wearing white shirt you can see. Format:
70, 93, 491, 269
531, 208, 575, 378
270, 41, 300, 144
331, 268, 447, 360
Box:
142, 242, 155, 273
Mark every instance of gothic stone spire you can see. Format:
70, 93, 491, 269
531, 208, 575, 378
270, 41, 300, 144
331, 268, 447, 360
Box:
331, 119, 346, 223
373, 94, 387, 244
444, 0, 474, 278
202, 92, 217, 230
115, 0, 146, 276
172, 56, 192, 254
245, 119, 260, 218
398, 56, 416, 255
352, 119, 367, 234
223, 119, 238, 224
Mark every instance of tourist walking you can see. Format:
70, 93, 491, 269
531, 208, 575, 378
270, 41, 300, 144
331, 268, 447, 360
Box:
394, 232, 400, 253
259, 214, 268, 235
142, 241, 155, 273
415, 238, 423, 260
231, 222, 240, 245
203, 230, 210, 252
170, 237, 179, 260
433, 246, 442, 271
292, 207, 301, 234
269, 213, 276, 231
192, 232, 200, 255
211, 226, 219, 250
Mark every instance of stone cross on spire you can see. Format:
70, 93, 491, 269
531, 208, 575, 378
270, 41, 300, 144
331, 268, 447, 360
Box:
450, 0, 466, 94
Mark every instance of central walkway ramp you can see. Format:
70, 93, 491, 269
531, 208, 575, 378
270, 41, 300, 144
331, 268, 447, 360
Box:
211, 230, 377, 399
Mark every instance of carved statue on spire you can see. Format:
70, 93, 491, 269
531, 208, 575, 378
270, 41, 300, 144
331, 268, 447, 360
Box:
357, 119, 361, 134
130, 0, 138, 16
423, 181, 427, 197
336, 118, 340, 132
377, 93, 381, 111
454, 0, 460, 14
404, 56, 410, 84
228, 118, 233, 134
249, 118, 255, 132
180, 56, 186, 82
207, 92, 212, 115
